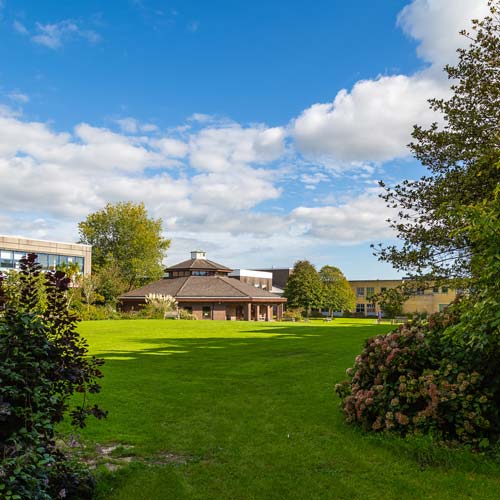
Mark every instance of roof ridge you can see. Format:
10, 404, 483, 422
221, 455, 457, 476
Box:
220, 276, 251, 297
175, 276, 190, 295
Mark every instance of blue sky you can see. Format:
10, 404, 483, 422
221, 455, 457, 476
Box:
0, 0, 489, 277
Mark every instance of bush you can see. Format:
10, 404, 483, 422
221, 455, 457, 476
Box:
282, 308, 303, 321
0, 254, 106, 499
335, 309, 500, 447
76, 304, 121, 321
179, 308, 197, 320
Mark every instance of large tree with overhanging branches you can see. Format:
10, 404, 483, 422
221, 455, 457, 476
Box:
375, 0, 500, 282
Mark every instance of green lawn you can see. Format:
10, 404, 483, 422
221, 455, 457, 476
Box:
72, 319, 500, 499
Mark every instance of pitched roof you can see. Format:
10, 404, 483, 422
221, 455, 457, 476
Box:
166, 258, 232, 272
120, 276, 284, 301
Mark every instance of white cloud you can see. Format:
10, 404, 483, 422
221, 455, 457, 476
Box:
292, 0, 488, 165
397, 0, 489, 67
293, 72, 447, 164
32, 20, 101, 49
189, 124, 285, 172
289, 189, 396, 243
154, 137, 188, 158
115, 117, 159, 134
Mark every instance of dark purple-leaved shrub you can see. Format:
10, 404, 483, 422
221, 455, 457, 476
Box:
0, 254, 106, 499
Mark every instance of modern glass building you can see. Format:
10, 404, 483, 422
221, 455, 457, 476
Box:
0, 235, 91, 275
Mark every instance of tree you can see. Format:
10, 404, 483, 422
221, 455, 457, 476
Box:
284, 260, 323, 317
377, 287, 409, 319
376, 1, 500, 281
78, 202, 170, 291
319, 265, 355, 316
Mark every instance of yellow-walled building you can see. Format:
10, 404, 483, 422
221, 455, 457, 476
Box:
348, 279, 457, 317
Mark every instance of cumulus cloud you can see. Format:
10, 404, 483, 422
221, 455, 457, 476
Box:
289, 189, 396, 244
189, 124, 285, 172
397, 0, 489, 67
292, 0, 488, 165
293, 72, 447, 163
0, 108, 286, 240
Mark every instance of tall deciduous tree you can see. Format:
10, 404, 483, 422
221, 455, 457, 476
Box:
78, 202, 170, 291
319, 265, 355, 316
376, 1, 500, 281
284, 260, 323, 317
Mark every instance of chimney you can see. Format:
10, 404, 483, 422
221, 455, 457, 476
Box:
191, 250, 206, 260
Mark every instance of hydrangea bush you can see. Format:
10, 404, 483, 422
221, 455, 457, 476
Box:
335, 311, 500, 448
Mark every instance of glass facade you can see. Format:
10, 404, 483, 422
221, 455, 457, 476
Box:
0, 249, 85, 273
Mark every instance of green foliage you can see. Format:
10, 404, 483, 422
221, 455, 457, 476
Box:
75, 304, 121, 321
376, 2, 500, 280
443, 190, 500, 352
178, 308, 197, 320
284, 260, 323, 316
319, 265, 355, 315
336, 314, 500, 447
78, 202, 170, 294
282, 308, 304, 321
0, 254, 107, 499
140, 294, 178, 319
377, 287, 409, 318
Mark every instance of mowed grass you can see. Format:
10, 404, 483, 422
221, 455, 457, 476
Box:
72, 319, 500, 500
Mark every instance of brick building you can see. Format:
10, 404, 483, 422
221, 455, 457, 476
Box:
119, 251, 286, 321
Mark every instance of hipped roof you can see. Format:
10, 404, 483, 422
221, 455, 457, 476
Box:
166, 258, 232, 272
120, 276, 285, 301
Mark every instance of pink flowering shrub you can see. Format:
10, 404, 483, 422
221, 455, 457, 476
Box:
335, 318, 499, 447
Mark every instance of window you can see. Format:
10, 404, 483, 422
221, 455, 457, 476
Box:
202, 306, 211, 319
0, 250, 13, 269
75, 257, 84, 273
441, 287, 448, 293
366, 287, 375, 299
36, 253, 49, 269
416, 288, 424, 295
432, 287, 439, 293
192, 271, 210, 276
47, 254, 57, 269
13, 252, 26, 269
367, 303, 376, 314
184, 306, 193, 314
356, 287, 365, 297
58, 255, 68, 266
356, 303, 365, 314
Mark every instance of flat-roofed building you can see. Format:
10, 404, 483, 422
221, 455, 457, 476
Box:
349, 279, 457, 316
228, 269, 273, 291
0, 235, 91, 276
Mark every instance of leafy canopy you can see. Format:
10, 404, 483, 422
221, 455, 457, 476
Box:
284, 260, 323, 314
319, 265, 355, 315
376, 1, 500, 281
78, 201, 170, 291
